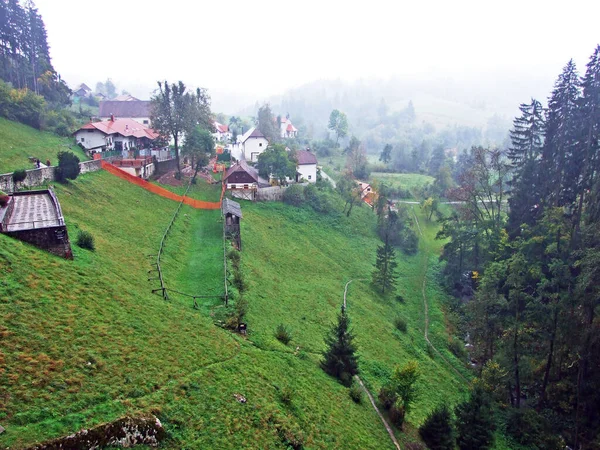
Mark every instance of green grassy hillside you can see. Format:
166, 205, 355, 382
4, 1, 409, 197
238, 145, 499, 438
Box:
0, 171, 408, 449
0, 117, 88, 174
370, 172, 434, 192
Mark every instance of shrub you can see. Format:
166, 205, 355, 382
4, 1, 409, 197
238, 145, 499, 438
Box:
448, 338, 467, 359
280, 386, 293, 405
396, 295, 405, 303
76, 230, 95, 251
232, 269, 246, 293
227, 248, 241, 269
12, 169, 27, 186
419, 404, 455, 450
283, 184, 305, 207
349, 382, 363, 404
0, 190, 9, 207
378, 384, 397, 410
400, 228, 419, 255
275, 324, 292, 345
224, 297, 248, 330
394, 316, 408, 332
55, 151, 80, 183
389, 400, 406, 428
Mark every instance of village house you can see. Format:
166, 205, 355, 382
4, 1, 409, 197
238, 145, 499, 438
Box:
213, 121, 232, 142
73, 83, 92, 98
357, 181, 377, 205
223, 160, 269, 201
112, 94, 140, 101
295, 149, 317, 182
73, 117, 159, 154
98, 100, 152, 126
111, 156, 155, 179
239, 127, 269, 162
280, 116, 298, 139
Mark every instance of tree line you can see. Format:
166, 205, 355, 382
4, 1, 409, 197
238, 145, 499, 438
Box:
438, 45, 600, 449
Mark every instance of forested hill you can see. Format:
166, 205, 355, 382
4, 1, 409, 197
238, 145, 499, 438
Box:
236, 73, 553, 152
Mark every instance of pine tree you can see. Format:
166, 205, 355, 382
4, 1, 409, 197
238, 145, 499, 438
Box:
506, 99, 545, 237
380, 143, 392, 164
455, 386, 495, 450
321, 306, 359, 386
372, 240, 398, 294
419, 404, 455, 450
540, 60, 581, 209
573, 45, 600, 231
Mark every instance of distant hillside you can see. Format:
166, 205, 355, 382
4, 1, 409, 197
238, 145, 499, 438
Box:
0, 118, 88, 174
236, 73, 553, 151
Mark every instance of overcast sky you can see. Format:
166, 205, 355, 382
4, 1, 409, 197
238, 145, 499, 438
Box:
36, 0, 599, 108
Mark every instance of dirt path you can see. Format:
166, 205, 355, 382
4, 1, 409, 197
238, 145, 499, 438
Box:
342, 279, 402, 450
411, 207, 468, 383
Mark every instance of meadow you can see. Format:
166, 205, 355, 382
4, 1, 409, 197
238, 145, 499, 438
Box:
0, 117, 88, 174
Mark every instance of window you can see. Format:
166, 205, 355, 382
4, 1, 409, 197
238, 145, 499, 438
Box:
81, 137, 85, 142
308, 175, 312, 180
259, 143, 263, 147
143, 120, 149, 125
244, 184, 249, 189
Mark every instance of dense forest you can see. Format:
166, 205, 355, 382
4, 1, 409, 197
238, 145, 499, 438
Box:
0, 0, 74, 133
438, 46, 600, 449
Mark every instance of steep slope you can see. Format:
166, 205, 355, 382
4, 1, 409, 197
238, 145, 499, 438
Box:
0, 118, 88, 174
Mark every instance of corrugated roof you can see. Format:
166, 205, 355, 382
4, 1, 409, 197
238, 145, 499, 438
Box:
75, 118, 159, 140
296, 150, 317, 165
222, 198, 243, 218
98, 100, 151, 118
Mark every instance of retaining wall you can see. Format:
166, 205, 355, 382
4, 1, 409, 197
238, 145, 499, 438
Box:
0, 159, 102, 193
255, 183, 308, 202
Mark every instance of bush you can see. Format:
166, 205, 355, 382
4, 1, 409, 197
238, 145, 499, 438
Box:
76, 230, 95, 251
0, 190, 9, 207
378, 384, 397, 410
396, 295, 405, 303
275, 324, 292, 345
455, 387, 495, 450
394, 316, 408, 332
389, 400, 406, 428
419, 404, 455, 450
55, 151, 80, 183
12, 169, 27, 186
283, 184, 305, 207
232, 269, 247, 293
280, 386, 293, 405
400, 228, 419, 255
349, 382, 363, 403
448, 338, 467, 359
228, 248, 241, 270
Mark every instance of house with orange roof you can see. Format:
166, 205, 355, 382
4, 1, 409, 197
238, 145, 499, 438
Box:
280, 116, 298, 139
213, 121, 232, 142
73, 116, 160, 154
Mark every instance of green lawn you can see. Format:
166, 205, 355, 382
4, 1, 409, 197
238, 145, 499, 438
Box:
0, 117, 88, 174
370, 172, 434, 192
153, 177, 222, 202
0, 168, 479, 449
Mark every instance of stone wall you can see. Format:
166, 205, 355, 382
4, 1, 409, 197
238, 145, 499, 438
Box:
255, 183, 308, 202
154, 158, 177, 176
5, 225, 73, 259
25, 415, 165, 449
0, 159, 102, 193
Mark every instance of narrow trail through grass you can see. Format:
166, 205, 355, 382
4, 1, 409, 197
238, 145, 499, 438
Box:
412, 207, 467, 383
343, 279, 402, 450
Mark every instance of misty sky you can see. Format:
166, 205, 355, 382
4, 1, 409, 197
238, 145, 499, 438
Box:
36, 0, 599, 108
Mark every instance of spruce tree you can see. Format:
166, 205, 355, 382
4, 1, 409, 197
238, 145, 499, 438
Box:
540, 60, 581, 209
372, 240, 398, 294
321, 306, 359, 386
573, 45, 600, 230
419, 404, 455, 450
506, 99, 545, 237
455, 386, 495, 450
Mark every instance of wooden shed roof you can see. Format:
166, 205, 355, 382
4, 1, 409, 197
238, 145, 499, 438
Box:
222, 198, 242, 218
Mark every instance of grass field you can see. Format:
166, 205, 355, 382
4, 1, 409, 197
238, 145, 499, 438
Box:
370, 172, 435, 192
0, 118, 88, 174
0, 152, 501, 448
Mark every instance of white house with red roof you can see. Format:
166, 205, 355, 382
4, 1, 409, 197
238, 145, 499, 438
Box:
240, 127, 269, 162
295, 149, 317, 183
280, 116, 298, 139
213, 121, 232, 142
73, 117, 160, 153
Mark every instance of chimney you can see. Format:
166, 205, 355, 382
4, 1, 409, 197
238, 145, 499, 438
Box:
125, 124, 129, 131
110, 114, 114, 122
